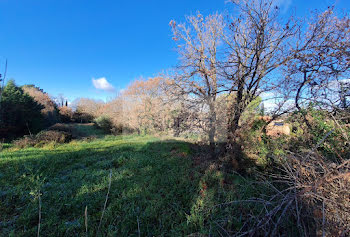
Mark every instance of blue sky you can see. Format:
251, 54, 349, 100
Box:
0, 0, 349, 102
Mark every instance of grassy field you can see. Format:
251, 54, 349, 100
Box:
0, 128, 258, 236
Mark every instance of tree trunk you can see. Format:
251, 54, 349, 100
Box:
296, 71, 312, 129
208, 102, 217, 158
227, 109, 240, 149
226, 85, 244, 160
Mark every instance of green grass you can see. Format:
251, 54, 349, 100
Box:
73, 123, 106, 137
0, 131, 258, 236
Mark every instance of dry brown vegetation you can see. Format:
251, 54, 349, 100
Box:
2, 0, 350, 235
22, 85, 59, 125
280, 152, 350, 236
13, 130, 71, 148
214, 150, 350, 236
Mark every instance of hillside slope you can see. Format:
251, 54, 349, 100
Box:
0, 135, 200, 236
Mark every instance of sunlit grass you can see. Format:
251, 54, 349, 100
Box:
0, 134, 200, 236
0, 131, 257, 236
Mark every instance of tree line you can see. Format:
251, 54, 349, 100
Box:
1, 0, 349, 148
70, 0, 350, 153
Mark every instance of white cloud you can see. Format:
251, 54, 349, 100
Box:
260, 91, 276, 99
92, 77, 115, 93
262, 98, 295, 113
329, 78, 350, 90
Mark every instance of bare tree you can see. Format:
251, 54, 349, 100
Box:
122, 77, 171, 134
285, 8, 350, 113
222, 0, 299, 150
56, 93, 66, 108
169, 12, 224, 152
74, 98, 104, 118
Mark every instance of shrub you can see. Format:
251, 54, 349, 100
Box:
13, 130, 72, 148
48, 123, 83, 138
58, 106, 74, 123
281, 152, 350, 236
35, 130, 72, 144
72, 111, 94, 123
287, 108, 350, 160
110, 125, 123, 135
13, 135, 37, 148
49, 123, 74, 133
221, 151, 350, 236
94, 116, 113, 133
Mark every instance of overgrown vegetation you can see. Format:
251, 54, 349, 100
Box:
1, 114, 349, 236
94, 116, 113, 133
0, 0, 350, 235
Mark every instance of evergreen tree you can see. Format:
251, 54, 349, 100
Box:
0, 80, 44, 139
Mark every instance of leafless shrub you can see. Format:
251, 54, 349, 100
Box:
13, 135, 37, 148
13, 130, 72, 148
35, 130, 72, 144
228, 151, 350, 236
282, 152, 349, 236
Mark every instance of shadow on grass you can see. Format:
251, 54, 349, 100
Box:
1, 135, 266, 236
0, 138, 214, 236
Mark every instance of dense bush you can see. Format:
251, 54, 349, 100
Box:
36, 130, 72, 143
13, 130, 72, 148
13, 135, 37, 148
73, 111, 94, 123
58, 106, 74, 123
110, 124, 124, 135
286, 108, 350, 161
0, 80, 45, 140
94, 116, 113, 133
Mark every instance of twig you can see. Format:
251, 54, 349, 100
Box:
214, 221, 230, 237
294, 188, 302, 232
37, 190, 41, 237
97, 170, 112, 234
330, 113, 348, 141
2, 59, 7, 87
26, 122, 33, 137
0, 60, 7, 97
137, 216, 141, 237
85, 206, 88, 236
214, 198, 272, 209
217, 230, 224, 237
0, 59, 7, 116
322, 200, 325, 237
271, 198, 294, 236
305, 129, 335, 159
